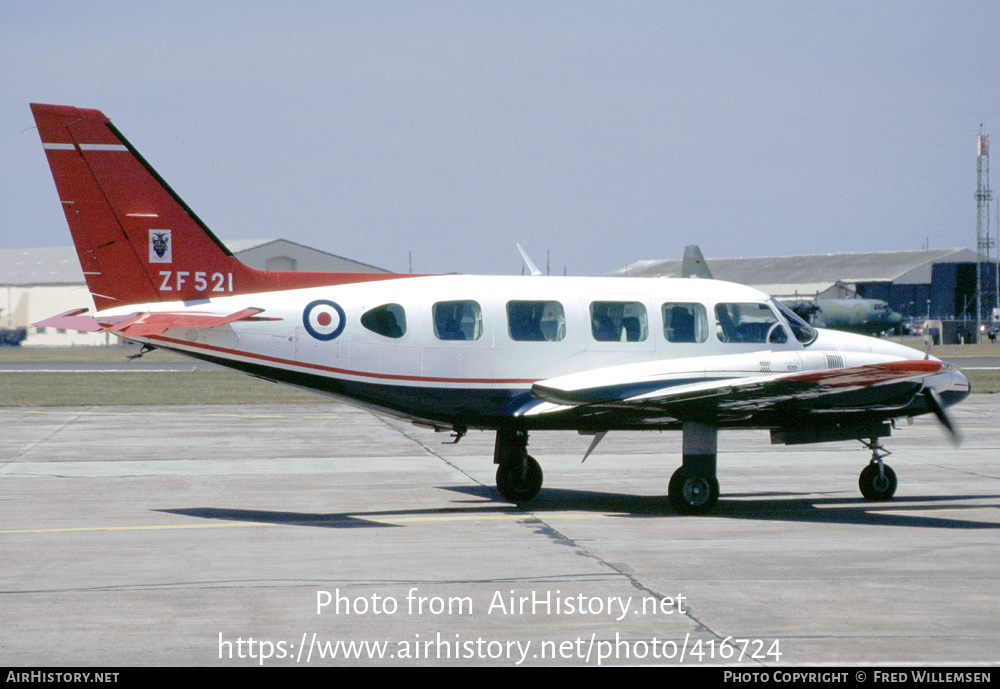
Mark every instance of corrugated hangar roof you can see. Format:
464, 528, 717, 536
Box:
228, 238, 390, 273
0, 246, 82, 285
609, 248, 978, 286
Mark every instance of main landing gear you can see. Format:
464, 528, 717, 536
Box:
493, 424, 724, 513
493, 428, 543, 503
858, 438, 897, 501
668, 422, 720, 515
491, 425, 902, 512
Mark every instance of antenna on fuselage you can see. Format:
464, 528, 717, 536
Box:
516, 243, 543, 276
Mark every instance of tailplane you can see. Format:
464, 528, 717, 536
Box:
31, 104, 400, 310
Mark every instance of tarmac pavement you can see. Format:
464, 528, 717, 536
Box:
1, 396, 997, 666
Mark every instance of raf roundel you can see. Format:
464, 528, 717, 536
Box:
303, 300, 346, 341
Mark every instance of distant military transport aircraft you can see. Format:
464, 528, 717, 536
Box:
680, 245, 904, 336
31, 104, 969, 514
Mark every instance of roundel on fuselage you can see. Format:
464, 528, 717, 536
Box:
303, 300, 346, 341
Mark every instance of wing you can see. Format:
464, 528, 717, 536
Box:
521, 353, 944, 427
34, 307, 278, 338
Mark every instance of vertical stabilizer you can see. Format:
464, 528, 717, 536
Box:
31, 104, 402, 310
681, 245, 713, 279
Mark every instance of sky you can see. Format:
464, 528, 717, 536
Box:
3, 1, 1000, 277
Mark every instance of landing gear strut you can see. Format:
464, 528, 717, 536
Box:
858, 438, 897, 501
494, 428, 543, 503
668, 422, 720, 515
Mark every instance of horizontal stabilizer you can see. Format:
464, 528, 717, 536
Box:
32, 309, 104, 332
34, 307, 276, 338
102, 307, 273, 337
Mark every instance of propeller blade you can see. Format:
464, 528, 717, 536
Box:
923, 388, 960, 444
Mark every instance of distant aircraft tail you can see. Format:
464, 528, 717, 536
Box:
681, 245, 713, 279
31, 104, 400, 310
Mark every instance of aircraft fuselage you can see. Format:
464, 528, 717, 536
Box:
102, 274, 966, 433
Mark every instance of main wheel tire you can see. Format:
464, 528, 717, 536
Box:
496, 455, 543, 503
859, 462, 897, 501
668, 467, 719, 515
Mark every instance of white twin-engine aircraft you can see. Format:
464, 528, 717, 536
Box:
31, 104, 970, 514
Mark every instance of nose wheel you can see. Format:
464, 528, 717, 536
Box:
859, 439, 897, 501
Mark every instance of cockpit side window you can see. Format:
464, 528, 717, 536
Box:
591, 301, 648, 342
507, 301, 566, 341
361, 304, 406, 338
433, 300, 483, 341
770, 299, 818, 345
715, 302, 788, 344
661, 303, 708, 343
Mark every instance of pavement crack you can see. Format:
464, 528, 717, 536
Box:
371, 414, 488, 489
370, 414, 727, 643
1, 409, 85, 468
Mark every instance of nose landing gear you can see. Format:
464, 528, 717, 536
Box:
859, 438, 897, 501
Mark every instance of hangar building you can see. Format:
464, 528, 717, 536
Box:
1, 240, 389, 347
610, 248, 996, 323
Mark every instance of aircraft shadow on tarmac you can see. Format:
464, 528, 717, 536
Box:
157, 507, 403, 529
449, 487, 1000, 529
157, 488, 999, 531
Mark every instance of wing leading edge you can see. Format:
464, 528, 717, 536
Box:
524, 355, 945, 423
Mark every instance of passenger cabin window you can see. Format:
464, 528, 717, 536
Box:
662, 303, 708, 343
507, 301, 565, 341
433, 300, 483, 341
361, 303, 406, 338
591, 301, 648, 342
432, 301, 483, 340
714, 303, 788, 344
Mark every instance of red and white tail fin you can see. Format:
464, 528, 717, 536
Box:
31, 104, 403, 310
